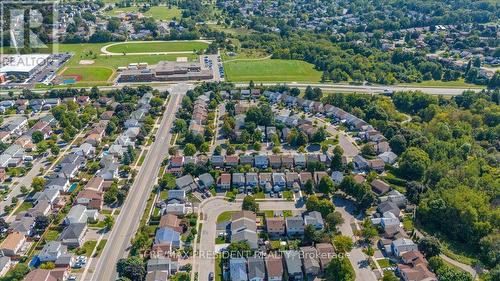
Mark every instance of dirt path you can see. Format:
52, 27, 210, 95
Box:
223, 55, 272, 63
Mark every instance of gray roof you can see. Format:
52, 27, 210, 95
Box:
0, 257, 10, 270
231, 229, 258, 249
59, 223, 86, 240
198, 173, 214, 187
230, 258, 248, 281
283, 250, 303, 274
232, 173, 245, 183
286, 216, 304, 229
175, 174, 194, 189
45, 177, 69, 188
247, 256, 265, 280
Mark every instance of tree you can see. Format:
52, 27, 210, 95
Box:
0, 218, 8, 233
418, 237, 441, 258
324, 257, 355, 281
406, 181, 426, 204
104, 215, 115, 230
398, 147, 430, 180
242, 195, 258, 212
34, 216, 50, 233
305, 195, 335, 217
31, 177, 46, 192
361, 143, 376, 157
32, 131, 44, 143
117, 257, 146, 281
325, 212, 344, 232
318, 176, 335, 195
183, 143, 196, 156
479, 233, 500, 268
429, 256, 473, 281
389, 134, 407, 155
304, 179, 314, 195
333, 235, 353, 253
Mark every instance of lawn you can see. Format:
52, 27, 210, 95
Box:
78, 240, 97, 257
13, 201, 33, 214
216, 211, 236, 223
61, 67, 113, 82
283, 191, 294, 201
104, 5, 182, 21
106, 41, 209, 54
377, 258, 394, 268
44, 230, 60, 241
223, 59, 322, 82
399, 78, 485, 89
215, 255, 223, 281
94, 239, 107, 257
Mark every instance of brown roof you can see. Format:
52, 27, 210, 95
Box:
353, 174, 366, 184
266, 217, 285, 230
231, 211, 256, 221
170, 156, 184, 165
85, 176, 104, 190
316, 243, 335, 268
371, 179, 390, 195
300, 172, 313, 183
218, 173, 231, 184
281, 155, 294, 164
268, 155, 281, 164
24, 269, 57, 281
159, 214, 182, 232
0, 231, 24, 251
397, 263, 437, 281
265, 256, 284, 277
225, 155, 239, 164
402, 250, 427, 265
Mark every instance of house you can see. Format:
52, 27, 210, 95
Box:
225, 155, 239, 167
165, 202, 190, 216
259, 173, 272, 187
217, 173, 231, 190
301, 246, 320, 278
100, 111, 114, 120
58, 163, 79, 179
146, 257, 178, 276
231, 211, 258, 249
248, 256, 265, 281
378, 201, 401, 217
286, 216, 305, 237
299, 172, 313, 187
155, 227, 181, 249
353, 155, 369, 170
245, 173, 258, 188
380, 190, 407, 208
168, 189, 186, 201
269, 155, 281, 169
266, 256, 283, 281
353, 174, 366, 184
23, 268, 69, 281
283, 251, 303, 281
76, 189, 103, 210
281, 155, 294, 168
285, 172, 299, 188
272, 173, 286, 191
266, 217, 286, 237
230, 258, 248, 281
371, 179, 391, 195
294, 154, 306, 168
198, 173, 214, 189
397, 263, 437, 281
33, 188, 60, 205
232, 173, 246, 189
64, 205, 98, 225
303, 211, 324, 230
392, 238, 418, 257
240, 155, 254, 166
0, 232, 25, 256
45, 177, 71, 193
331, 171, 344, 185
38, 241, 67, 262
0, 256, 11, 277
159, 214, 183, 233
316, 243, 335, 272
175, 175, 195, 191
368, 158, 385, 172
378, 151, 397, 164
29, 200, 51, 217
254, 155, 269, 168
59, 223, 87, 247
211, 155, 224, 167
85, 176, 104, 191
9, 217, 35, 236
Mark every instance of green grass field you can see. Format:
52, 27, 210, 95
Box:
223, 59, 322, 82
106, 41, 209, 54
399, 78, 485, 89
61, 67, 113, 82
105, 5, 182, 21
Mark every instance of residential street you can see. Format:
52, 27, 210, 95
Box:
90, 83, 189, 281
193, 197, 305, 281
334, 197, 378, 281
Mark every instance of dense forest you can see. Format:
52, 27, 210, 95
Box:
324, 89, 499, 273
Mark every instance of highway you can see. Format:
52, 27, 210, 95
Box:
193, 198, 305, 281
90, 83, 189, 281
1, 82, 481, 96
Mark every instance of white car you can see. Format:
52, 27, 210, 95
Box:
68, 275, 77, 280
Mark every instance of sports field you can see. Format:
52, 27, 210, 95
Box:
61, 67, 113, 82
106, 41, 209, 54
223, 59, 322, 82
104, 5, 182, 21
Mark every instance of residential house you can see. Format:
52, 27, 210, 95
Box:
301, 246, 320, 279
299, 172, 313, 187
23, 268, 69, 281
232, 173, 246, 190
259, 173, 272, 188
0, 257, 11, 277
392, 238, 418, 257
9, 217, 35, 236
0, 232, 25, 256
198, 173, 215, 189
170, 156, 184, 168
159, 214, 183, 233
378, 151, 397, 164
380, 190, 407, 208
281, 155, 294, 168
231, 211, 258, 249
266, 217, 285, 237
75, 189, 103, 210
248, 256, 265, 281
64, 205, 98, 225
217, 173, 231, 190
368, 158, 385, 172
155, 227, 181, 249
272, 173, 286, 191
286, 216, 305, 237
59, 223, 87, 247
285, 172, 299, 188
269, 155, 281, 169
175, 175, 196, 191
146, 257, 178, 276
266, 256, 283, 281
230, 258, 248, 281
303, 211, 324, 230
331, 171, 344, 185
371, 179, 391, 195
168, 190, 186, 201
211, 155, 224, 167
254, 155, 269, 169
284, 251, 303, 281
85, 176, 104, 191
33, 189, 60, 205
240, 155, 254, 166
316, 243, 335, 273
378, 201, 401, 218
38, 241, 67, 263
225, 155, 239, 167
245, 173, 258, 188
294, 154, 306, 168
314, 171, 329, 185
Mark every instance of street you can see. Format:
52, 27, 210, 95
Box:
90, 83, 189, 281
